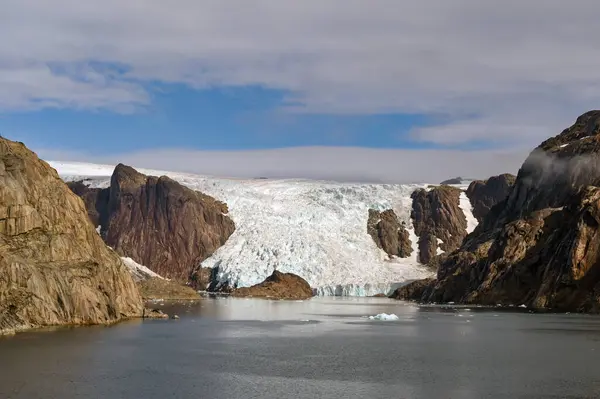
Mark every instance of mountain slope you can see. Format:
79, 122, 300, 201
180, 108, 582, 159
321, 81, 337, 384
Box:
0, 140, 142, 335
53, 162, 479, 296
396, 110, 600, 312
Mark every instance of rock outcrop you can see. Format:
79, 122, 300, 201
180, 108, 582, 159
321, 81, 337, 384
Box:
69, 165, 235, 282
397, 111, 600, 312
232, 270, 313, 300
0, 139, 143, 335
410, 186, 467, 265
367, 209, 412, 258
440, 177, 464, 185
466, 174, 516, 222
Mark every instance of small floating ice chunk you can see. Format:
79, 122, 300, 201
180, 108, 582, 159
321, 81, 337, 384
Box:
519, 304, 527, 308
368, 313, 399, 321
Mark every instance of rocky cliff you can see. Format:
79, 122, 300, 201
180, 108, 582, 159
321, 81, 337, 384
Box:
232, 270, 313, 300
410, 186, 467, 265
367, 209, 412, 258
466, 174, 516, 222
69, 165, 235, 283
0, 139, 142, 335
395, 111, 600, 312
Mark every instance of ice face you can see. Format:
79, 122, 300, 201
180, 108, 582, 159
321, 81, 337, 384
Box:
52, 161, 448, 295
368, 313, 399, 321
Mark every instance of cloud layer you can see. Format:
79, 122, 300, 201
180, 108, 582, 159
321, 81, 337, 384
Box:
3, 1, 600, 147
37, 145, 528, 184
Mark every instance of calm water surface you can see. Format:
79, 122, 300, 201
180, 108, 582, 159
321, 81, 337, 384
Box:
1, 297, 600, 399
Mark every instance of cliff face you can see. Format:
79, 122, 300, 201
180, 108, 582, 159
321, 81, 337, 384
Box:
367, 209, 412, 258
0, 139, 142, 335
466, 174, 516, 222
410, 186, 467, 265
71, 165, 236, 282
397, 111, 600, 312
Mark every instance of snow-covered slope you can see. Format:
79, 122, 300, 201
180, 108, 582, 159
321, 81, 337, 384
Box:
121, 257, 165, 282
51, 161, 478, 296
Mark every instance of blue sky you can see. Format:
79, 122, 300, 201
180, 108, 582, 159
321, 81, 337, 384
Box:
1, 85, 435, 153
1, 1, 598, 181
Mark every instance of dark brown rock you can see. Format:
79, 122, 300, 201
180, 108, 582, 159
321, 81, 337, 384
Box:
189, 267, 215, 291
367, 209, 412, 258
390, 278, 436, 301
417, 110, 600, 312
66, 181, 109, 228
411, 186, 467, 265
466, 174, 516, 222
142, 308, 169, 319
440, 177, 464, 184
69, 164, 235, 282
0, 139, 143, 335
232, 270, 313, 300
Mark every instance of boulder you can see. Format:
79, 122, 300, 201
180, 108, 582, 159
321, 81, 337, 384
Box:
232, 270, 313, 300
367, 209, 412, 258
0, 139, 142, 335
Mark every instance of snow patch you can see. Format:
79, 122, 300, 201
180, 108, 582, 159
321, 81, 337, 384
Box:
459, 192, 478, 234
436, 237, 444, 255
121, 257, 165, 282
368, 313, 399, 321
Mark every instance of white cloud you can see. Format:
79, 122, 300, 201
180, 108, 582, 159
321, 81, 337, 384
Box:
2, 0, 600, 145
34, 145, 528, 184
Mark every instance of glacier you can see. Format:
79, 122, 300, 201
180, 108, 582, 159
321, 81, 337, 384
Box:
51, 161, 477, 296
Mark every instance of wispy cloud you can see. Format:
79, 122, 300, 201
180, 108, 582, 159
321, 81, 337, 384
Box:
2, 0, 600, 145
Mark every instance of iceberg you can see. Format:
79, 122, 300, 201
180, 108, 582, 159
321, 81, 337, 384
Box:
368, 313, 399, 321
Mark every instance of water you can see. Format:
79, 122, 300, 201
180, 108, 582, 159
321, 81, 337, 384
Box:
1, 297, 600, 398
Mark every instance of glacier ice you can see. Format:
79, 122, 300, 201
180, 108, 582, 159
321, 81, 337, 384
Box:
368, 313, 399, 321
50, 161, 481, 296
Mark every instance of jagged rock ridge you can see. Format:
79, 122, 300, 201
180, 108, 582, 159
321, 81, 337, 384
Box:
367, 209, 412, 258
410, 186, 467, 265
0, 139, 142, 335
466, 174, 516, 222
395, 110, 600, 312
69, 164, 235, 283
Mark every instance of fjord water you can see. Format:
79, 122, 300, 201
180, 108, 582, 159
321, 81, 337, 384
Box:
1, 298, 600, 399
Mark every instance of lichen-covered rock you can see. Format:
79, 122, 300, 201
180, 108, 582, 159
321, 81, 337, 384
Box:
367, 209, 412, 258
138, 278, 200, 301
414, 110, 600, 312
0, 139, 143, 335
466, 174, 516, 222
69, 164, 235, 282
411, 186, 466, 265
232, 270, 313, 300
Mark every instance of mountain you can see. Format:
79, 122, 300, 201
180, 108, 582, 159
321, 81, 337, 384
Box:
53, 162, 480, 296
67, 164, 235, 282
394, 111, 600, 312
0, 139, 142, 335
466, 174, 516, 222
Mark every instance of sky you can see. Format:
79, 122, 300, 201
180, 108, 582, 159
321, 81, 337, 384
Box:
2, 1, 600, 182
